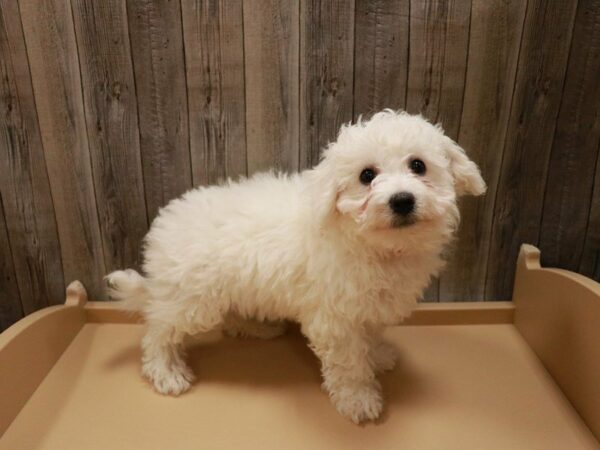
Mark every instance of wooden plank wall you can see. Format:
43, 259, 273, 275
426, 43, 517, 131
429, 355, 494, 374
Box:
1, 0, 599, 330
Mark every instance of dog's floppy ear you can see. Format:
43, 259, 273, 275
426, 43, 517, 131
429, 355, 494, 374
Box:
445, 139, 486, 196
306, 151, 339, 222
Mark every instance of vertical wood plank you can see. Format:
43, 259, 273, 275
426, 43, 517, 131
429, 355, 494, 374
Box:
71, 0, 148, 273
0, 0, 65, 313
300, 0, 355, 169
578, 1, 600, 282
19, 0, 106, 299
406, 0, 471, 301
581, 145, 600, 280
439, 0, 527, 301
244, 0, 299, 174
485, 0, 579, 300
182, 0, 247, 186
540, 0, 600, 273
0, 195, 22, 331
127, 0, 193, 220
353, 0, 409, 116
406, 0, 470, 140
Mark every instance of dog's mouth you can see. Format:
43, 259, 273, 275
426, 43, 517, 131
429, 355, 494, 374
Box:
391, 215, 417, 229
370, 216, 419, 232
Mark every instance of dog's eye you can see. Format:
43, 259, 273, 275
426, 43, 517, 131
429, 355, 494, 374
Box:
359, 168, 377, 185
409, 159, 426, 175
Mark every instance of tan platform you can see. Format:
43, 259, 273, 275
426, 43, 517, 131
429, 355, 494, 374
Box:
1, 245, 599, 449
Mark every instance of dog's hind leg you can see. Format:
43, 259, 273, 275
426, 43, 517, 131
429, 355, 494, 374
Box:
223, 312, 287, 339
141, 320, 195, 396
141, 294, 227, 395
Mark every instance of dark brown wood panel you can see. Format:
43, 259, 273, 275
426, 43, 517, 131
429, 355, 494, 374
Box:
127, 0, 193, 220
581, 148, 600, 280
19, 0, 106, 300
540, 0, 600, 273
485, 0, 579, 300
244, 0, 299, 174
0, 195, 22, 330
406, 0, 471, 301
0, 0, 65, 313
71, 0, 148, 272
440, 0, 527, 301
182, 0, 247, 185
353, 0, 409, 116
579, 1, 600, 281
300, 0, 356, 169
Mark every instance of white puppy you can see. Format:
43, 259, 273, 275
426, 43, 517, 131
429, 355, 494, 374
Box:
106, 110, 485, 423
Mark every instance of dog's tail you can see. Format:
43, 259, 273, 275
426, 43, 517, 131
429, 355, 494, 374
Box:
105, 269, 149, 311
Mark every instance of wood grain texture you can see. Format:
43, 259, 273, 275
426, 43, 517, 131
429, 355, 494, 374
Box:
71, 0, 148, 272
406, 0, 470, 138
540, 0, 600, 273
182, 0, 247, 185
19, 0, 106, 299
0, 0, 65, 314
0, 196, 22, 330
581, 145, 600, 280
406, 0, 471, 301
300, 0, 355, 169
485, 0, 579, 300
353, 0, 409, 116
127, 0, 192, 220
439, 0, 527, 301
244, 0, 299, 174
579, 0, 600, 283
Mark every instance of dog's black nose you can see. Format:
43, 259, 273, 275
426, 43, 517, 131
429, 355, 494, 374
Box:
389, 192, 415, 216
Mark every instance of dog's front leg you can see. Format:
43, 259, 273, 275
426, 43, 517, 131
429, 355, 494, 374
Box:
304, 324, 383, 423
368, 327, 398, 373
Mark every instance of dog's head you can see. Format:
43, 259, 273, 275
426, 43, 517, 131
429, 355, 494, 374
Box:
307, 110, 486, 251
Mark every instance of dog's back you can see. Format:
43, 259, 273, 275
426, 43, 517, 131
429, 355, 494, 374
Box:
108, 171, 312, 317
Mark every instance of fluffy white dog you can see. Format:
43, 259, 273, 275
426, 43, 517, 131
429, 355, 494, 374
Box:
106, 110, 485, 423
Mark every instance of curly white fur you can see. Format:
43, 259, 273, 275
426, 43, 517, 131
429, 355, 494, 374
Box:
106, 110, 485, 423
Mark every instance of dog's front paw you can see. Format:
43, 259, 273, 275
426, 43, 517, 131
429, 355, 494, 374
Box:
371, 341, 398, 373
332, 382, 383, 424
142, 360, 195, 396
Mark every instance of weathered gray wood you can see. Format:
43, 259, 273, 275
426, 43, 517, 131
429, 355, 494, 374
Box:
0, 0, 65, 313
406, 0, 471, 301
485, 0, 579, 300
244, 0, 299, 174
71, 0, 148, 273
3, 0, 600, 321
540, 0, 600, 273
127, 0, 193, 220
0, 196, 22, 331
19, 0, 106, 299
406, 0, 470, 139
353, 0, 409, 116
300, 0, 355, 169
182, 0, 247, 185
439, 0, 527, 301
